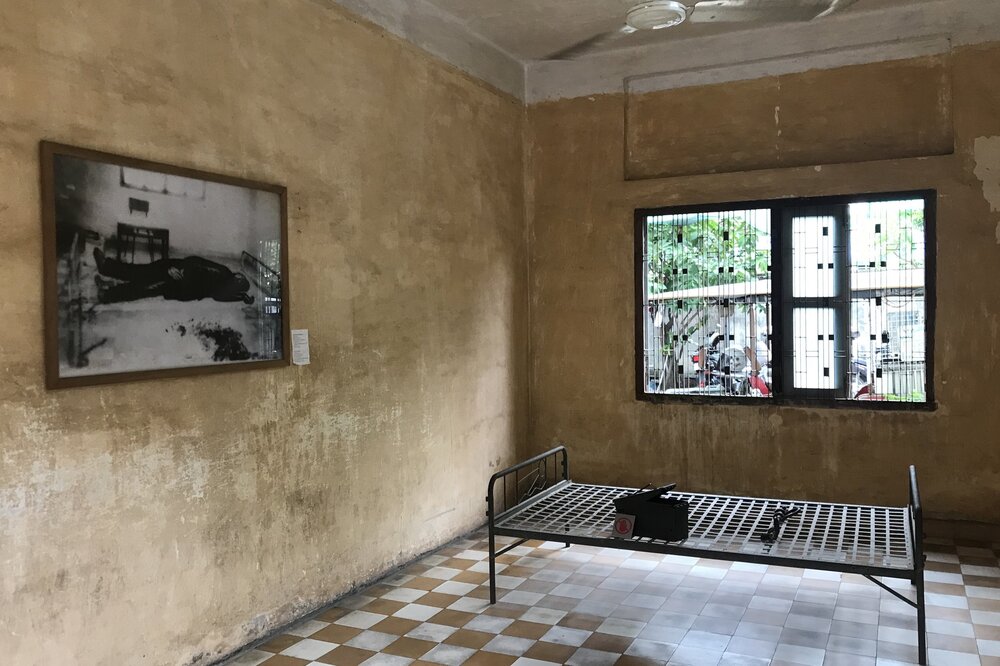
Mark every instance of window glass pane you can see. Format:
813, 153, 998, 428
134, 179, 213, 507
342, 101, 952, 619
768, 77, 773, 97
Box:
643, 209, 772, 397
792, 216, 836, 297
848, 200, 927, 402
792, 307, 836, 390
638, 194, 930, 407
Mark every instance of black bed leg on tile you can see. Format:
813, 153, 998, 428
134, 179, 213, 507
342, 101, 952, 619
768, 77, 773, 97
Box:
486, 494, 497, 604
916, 566, 927, 665
909, 465, 927, 666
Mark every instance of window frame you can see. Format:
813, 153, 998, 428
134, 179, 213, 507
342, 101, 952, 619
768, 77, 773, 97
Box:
634, 190, 937, 411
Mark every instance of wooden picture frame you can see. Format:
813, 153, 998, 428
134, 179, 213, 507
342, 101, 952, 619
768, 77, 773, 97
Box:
40, 141, 290, 389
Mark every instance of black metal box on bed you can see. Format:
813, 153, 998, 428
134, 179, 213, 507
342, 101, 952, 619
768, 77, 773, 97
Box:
486, 446, 927, 665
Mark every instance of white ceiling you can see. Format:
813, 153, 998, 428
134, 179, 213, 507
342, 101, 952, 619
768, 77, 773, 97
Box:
423, 0, 930, 61
330, 0, 1000, 101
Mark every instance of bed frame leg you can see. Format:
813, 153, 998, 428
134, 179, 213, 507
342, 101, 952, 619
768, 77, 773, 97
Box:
486, 494, 497, 605
916, 567, 926, 665
908, 465, 927, 666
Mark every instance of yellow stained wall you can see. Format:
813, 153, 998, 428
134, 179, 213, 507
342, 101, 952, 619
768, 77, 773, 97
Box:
0, 1, 525, 664
526, 44, 1000, 525
6, 1, 1000, 662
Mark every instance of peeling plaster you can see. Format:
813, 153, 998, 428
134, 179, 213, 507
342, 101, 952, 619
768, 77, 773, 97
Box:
973, 136, 1000, 243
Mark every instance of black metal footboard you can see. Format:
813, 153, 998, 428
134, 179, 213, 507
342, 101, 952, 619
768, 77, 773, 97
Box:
485, 446, 569, 603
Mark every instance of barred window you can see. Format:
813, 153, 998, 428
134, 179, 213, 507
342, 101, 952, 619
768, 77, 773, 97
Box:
635, 192, 934, 409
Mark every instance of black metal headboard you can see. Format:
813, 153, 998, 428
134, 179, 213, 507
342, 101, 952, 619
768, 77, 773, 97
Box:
487, 446, 568, 522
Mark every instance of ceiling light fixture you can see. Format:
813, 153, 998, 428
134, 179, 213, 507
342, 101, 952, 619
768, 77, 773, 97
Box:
626, 1, 690, 31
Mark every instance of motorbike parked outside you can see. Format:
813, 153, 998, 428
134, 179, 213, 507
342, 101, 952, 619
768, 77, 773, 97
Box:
691, 334, 771, 397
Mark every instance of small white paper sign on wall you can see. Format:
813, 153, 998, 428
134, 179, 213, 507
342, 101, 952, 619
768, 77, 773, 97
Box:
291, 329, 310, 366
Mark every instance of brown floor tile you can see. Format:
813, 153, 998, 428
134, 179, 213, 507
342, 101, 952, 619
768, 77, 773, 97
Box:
971, 597, 1000, 612
566, 574, 606, 587
484, 604, 524, 619
501, 620, 551, 640
370, 617, 422, 636
501, 566, 538, 578
515, 579, 557, 594
927, 561, 962, 574
408, 577, 449, 591
876, 640, 919, 663
927, 632, 979, 653
632, 583, 670, 596
318, 607, 352, 623
468, 587, 492, 600
365, 584, 394, 598
559, 613, 604, 631
310, 624, 363, 644
261, 657, 310, 666
975, 623, 1000, 641
364, 598, 408, 615
927, 582, 967, 596
537, 595, 580, 611
454, 570, 489, 585
965, 575, 1000, 588
983, 657, 1000, 666
442, 557, 475, 570
461, 651, 517, 665
315, 645, 376, 665
879, 612, 917, 630
926, 606, 972, 622
383, 636, 437, 658
583, 632, 634, 653
419, 592, 462, 608
258, 634, 304, 653
524, 641, 578, 663
588, 589, 628, 604
430, 609, 477, 628
444, 629, 495, 649
402, 564, 432, 577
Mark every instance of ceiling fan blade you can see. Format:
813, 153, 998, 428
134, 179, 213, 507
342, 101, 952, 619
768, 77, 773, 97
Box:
688, 0, 836, 23
543, 25, 635, 60
814, 0, 861, 18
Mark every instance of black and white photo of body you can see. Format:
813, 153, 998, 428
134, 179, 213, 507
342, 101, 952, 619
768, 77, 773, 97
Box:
48, 148, 286, 383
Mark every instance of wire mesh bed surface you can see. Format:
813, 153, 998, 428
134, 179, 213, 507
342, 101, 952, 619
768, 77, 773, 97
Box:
495, 482, 914, 572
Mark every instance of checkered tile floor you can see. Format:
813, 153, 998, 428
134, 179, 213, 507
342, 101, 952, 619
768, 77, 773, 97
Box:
224, 530, 1000, 666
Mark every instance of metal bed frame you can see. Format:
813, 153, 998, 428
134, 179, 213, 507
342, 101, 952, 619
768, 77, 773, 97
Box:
486, 446, 927, 665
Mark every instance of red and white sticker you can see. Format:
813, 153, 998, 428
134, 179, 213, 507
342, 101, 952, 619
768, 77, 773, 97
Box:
613, 513, 636, 539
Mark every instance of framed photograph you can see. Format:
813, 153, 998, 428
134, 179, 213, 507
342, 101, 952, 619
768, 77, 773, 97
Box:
40, 142, 290, 389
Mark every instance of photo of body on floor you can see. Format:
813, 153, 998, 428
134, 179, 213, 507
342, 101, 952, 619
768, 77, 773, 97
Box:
43, 144, 287, 386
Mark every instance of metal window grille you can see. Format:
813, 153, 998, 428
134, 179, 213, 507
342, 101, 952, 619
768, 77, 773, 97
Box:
636, 192, 933, 407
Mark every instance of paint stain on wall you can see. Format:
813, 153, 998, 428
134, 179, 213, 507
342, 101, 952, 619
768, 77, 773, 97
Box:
973, 136, 1000, 242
